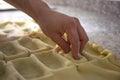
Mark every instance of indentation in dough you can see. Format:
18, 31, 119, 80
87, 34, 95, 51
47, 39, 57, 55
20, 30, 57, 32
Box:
35, 51, 65, 69
18, 37, 40, 50
0, 61, 12, 80
0, 61, 5, 76
18, 37, 51, 52
29, 32, 56, 47
0, 41, 26, 56
0, 52, 4, 60
0, 22, 13, 29
12, 57, 48, 80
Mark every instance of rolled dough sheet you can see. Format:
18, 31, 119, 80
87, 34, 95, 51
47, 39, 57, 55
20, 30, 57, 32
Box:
0, 21, 120, 80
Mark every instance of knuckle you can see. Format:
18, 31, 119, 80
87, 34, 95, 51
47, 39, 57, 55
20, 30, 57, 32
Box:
66, 17, 80, 29
73, 17, 81, 23
84, 37, 89, 43
68, 18, 76, 26
73, 17, 79, 21
69, 21, 75, 26
81, 37, 89, 43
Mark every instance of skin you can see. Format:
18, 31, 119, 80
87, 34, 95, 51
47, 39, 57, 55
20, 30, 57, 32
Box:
4, 0, 89, 60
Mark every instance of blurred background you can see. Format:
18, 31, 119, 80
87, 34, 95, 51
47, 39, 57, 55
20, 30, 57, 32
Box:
0, 0, 120, 59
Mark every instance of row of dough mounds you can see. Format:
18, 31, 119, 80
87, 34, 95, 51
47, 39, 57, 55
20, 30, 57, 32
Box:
0, 21, 120, 80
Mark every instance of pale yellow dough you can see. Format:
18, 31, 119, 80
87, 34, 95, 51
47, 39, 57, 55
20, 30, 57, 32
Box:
0, 21, 120, 80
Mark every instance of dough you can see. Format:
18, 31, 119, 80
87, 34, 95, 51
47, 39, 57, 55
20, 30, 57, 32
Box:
18, 37, 52, 52
9, 56, 54, 80
0, 21, 120, 80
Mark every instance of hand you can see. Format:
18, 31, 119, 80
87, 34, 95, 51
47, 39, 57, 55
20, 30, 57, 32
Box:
36, 10, 89, 60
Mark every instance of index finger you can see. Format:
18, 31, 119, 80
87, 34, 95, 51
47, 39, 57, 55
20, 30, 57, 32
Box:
66, 25, 80, 60
74, 18, 89, 53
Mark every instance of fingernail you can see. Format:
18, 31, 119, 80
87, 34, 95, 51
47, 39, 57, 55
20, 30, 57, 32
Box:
73, 56, 80, 60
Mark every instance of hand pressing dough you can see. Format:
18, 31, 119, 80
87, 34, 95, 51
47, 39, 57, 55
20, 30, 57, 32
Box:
0, 21, 120, 80
58, 43, 120, 80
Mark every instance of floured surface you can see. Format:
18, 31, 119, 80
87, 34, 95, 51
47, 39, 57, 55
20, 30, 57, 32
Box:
0, 21, 120, 80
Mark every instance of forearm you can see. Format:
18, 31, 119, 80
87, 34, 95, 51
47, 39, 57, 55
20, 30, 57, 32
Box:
4, 0, 51, 21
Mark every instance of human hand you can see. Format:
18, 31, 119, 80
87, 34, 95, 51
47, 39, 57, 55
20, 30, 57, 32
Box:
36, 10, 89, 60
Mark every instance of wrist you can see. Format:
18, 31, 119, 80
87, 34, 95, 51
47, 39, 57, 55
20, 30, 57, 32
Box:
4, 0, 51, 22
28, 0, 51, 21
